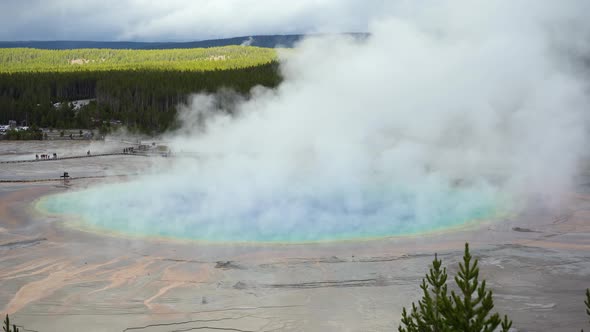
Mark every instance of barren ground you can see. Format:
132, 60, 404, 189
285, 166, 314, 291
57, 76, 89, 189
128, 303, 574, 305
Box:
0, 141, 589, 332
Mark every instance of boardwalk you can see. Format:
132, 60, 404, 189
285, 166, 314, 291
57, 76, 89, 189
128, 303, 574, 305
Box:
0, 173, 139, 183
0, 152, 150, 164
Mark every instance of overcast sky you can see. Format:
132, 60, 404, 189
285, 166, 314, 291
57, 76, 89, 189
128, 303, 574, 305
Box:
0, 0, 402, 41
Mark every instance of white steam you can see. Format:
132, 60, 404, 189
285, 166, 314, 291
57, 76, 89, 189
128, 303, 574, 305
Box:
240, 36, 254, 46
170, 1, 590, 209
50, 1, 590, 242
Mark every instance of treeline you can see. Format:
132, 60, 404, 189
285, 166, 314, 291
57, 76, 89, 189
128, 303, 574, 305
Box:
0, 35, 307, 50
0, 62, 281, 133
0, 46, 277, 73
3, 126, 43, 140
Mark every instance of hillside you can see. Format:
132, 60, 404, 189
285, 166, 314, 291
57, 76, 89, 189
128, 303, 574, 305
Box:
0, 46, 282, 133
0, 35, 306, 50
0, 34, 370, 50
0, 46, 277, 73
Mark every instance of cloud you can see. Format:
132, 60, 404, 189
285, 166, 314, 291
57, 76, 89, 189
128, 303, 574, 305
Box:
0, 0, 390, 41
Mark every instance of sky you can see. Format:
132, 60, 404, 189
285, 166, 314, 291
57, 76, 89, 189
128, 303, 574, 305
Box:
0, 0, 399, 41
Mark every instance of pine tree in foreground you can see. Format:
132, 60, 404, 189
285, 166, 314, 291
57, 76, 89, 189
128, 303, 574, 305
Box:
399, 254, 448, 332
399, 243, 512, 332
583, 288, 590, 332
3, 315, 19, 332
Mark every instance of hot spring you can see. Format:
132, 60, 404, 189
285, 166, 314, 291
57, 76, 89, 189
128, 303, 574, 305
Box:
37, 174, 504, 243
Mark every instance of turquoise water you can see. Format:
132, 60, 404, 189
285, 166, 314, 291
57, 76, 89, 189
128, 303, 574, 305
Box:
38, 180, 501, 243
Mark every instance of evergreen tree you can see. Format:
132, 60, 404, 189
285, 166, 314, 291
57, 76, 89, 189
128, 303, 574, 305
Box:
399, 254, 448, 332
0, 60, 281, 133
443, 243, 503, 332
501, 314, 512, 332
584, 288, 590, 332
399, 243, 512, 332
3, 315, 19, 332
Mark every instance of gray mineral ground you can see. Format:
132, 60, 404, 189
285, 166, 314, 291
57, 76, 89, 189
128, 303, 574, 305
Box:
0, 141, 589, 332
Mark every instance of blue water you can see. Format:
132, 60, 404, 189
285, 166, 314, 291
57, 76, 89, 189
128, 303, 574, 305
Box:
38, 180, 501, 243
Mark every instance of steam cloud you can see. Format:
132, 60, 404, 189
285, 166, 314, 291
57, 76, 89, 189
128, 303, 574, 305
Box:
45, 1, 590, 242
240, 36, 254, 46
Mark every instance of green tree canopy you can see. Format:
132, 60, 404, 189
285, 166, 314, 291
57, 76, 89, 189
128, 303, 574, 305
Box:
399, 243, 512, 332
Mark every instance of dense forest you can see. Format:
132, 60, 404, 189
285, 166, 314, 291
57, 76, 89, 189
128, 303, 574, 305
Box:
0, 46, 281, 134
0, 46, 276, 73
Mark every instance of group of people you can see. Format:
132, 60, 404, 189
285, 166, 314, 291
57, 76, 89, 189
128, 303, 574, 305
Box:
123, 147, 135, 154
34, 151, 92, 160
36, 153, 57, 160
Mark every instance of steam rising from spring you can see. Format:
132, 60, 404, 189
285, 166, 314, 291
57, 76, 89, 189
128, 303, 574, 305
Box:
41, 1, 590, 243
